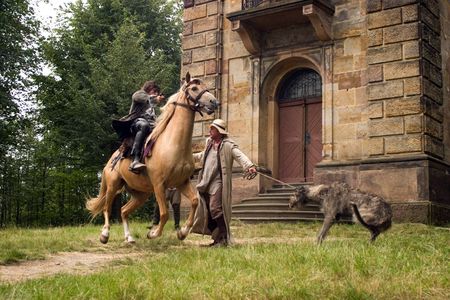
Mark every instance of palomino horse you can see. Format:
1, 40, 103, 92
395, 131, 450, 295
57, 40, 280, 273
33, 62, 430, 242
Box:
86, 72, 219, 243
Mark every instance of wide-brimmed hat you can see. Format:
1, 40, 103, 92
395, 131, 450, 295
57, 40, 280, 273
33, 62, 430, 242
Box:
210, 119, 228, 135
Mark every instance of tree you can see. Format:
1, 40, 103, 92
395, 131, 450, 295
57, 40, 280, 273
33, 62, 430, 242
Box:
0, 0, 40, 158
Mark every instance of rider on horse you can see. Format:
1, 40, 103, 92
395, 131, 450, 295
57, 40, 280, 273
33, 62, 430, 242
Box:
112, 81, 165, 173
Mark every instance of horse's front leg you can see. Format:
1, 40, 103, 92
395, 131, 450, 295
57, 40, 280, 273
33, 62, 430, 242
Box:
121, 191, 149, 243
176, 180, 198, 240
147, 185, 168, 239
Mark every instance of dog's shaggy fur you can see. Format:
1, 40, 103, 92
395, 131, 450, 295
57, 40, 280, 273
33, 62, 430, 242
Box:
289, 182, 392, 244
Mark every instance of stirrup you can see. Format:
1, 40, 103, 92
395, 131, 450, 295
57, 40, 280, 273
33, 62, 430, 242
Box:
129, 161, 146, 173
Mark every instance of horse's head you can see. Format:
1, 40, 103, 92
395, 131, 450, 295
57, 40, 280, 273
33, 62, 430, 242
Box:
288, 186, 308, 209
182, 72, 219, 115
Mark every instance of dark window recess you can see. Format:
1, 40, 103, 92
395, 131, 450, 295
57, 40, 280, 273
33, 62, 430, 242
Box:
278, 69, 322, 103
184, 0, 194, 9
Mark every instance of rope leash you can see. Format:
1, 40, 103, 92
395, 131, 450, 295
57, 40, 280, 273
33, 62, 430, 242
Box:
243, 167, 299, 189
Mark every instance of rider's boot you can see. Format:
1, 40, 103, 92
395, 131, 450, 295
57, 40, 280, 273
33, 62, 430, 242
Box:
129, 129, 147, 173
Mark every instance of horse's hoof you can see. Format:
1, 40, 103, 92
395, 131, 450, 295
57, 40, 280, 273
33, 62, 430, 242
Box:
100, 234, 109, 244
124, 235, 135, 244
147, 229, 159, 239
177, 226, 190, 240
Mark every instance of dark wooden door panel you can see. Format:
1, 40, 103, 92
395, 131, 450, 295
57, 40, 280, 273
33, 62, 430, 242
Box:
305, 101, 322, 181
279, 105, 304, 183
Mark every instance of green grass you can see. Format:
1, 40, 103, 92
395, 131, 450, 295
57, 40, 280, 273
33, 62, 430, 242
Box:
0, 221, 449, 299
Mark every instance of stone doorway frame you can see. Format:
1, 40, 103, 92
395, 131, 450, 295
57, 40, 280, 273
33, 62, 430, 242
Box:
255, 47, 333, 187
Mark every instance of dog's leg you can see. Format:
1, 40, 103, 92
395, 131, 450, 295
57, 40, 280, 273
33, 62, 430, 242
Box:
317, 216, 334, 244
370, 228, 380, 242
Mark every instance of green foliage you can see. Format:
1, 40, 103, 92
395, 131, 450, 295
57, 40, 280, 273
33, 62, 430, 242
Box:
0, 223, 448, 299
0, 0, 182, 227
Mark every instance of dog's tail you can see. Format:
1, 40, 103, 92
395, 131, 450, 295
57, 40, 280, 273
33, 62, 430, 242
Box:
351, 203, 376, 231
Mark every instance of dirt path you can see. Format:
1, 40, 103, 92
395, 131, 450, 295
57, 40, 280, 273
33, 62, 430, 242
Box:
0, 236, 321, 283
0, 252, 144, 283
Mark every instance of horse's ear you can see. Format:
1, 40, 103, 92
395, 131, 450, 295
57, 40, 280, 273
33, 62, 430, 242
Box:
185, 71, 191, 83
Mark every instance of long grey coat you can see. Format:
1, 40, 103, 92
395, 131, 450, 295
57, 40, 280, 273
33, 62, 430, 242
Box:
191, 137, 254, 244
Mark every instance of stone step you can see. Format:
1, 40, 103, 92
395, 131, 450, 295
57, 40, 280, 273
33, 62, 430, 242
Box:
232, 209, 325, 219
233, 202, 321, 211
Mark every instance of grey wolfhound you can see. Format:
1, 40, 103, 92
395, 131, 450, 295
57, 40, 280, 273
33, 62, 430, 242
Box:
289, 182, 392, 244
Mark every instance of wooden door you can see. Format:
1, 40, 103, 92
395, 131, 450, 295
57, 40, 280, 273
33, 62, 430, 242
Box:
278, 98, 322, 183
277, 68, 323, 183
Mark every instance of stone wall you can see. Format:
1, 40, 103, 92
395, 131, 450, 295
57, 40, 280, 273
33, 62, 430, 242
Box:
366, 0, 444, 159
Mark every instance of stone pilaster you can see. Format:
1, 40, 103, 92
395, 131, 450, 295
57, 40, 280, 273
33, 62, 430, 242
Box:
182, 0, 223, 148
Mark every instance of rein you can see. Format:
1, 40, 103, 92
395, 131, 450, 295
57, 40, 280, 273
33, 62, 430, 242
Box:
174, 81, 210, 117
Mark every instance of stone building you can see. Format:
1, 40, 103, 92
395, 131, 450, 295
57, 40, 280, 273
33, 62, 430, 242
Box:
181, 0, 450, 224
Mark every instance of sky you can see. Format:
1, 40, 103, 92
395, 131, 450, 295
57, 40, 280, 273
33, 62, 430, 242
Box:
35, 0, 74, 33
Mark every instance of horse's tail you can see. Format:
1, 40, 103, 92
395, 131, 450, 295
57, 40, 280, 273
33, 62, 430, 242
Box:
86, 169, 108, 219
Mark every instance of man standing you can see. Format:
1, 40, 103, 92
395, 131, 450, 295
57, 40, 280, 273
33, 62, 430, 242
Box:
192, 119, 257, 247
112, 81, 165, 173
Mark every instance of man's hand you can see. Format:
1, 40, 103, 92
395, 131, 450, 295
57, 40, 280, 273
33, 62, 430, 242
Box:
248, 166, 257, 174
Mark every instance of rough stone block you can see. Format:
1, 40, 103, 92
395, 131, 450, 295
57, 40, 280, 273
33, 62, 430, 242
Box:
385, 134, 422, 153
369, 117, 404, 137
365, 137, 384, 155
403, 41, 420, 59
192, 137, 206, 153
196, 0, 216, 5
368, 8, 401, 29
404, 77, 421, 96
384, 23, 419, 44
424, 116, 443, 139
182, 34, 205, 50
183, 5, 207, 22
405, 115, 422, 133
384, 60, 420, 80
422, 24, 441, 52
337, 107, 363, 124
422, 0, 439, 17
206, 31, 218, 45
192, 45, 217, 62
193, 16, 218, 33
182, 51, 192, 65
367, 44, 402, 64
333, 20, 365, 39
193, 121, 203, 137
367, 0, 382, 13
183, 22, 193, 36
402, 4, 418, 23
421, 6, 440, 33
205, 59, 217, 75
385, 96, 422, 117
207, 1, 218, 16
424, 135, 444, 158
422, 42, 442, 68
336, 71, 364, 90
424, 96, 443, 122
368, 80, 403, 100
423, 78, 443, 104
368, 28, 383, 47
383, 0, 418, 9
181, 62, 204, 77
368, 65, 383, 82
423, 60, 442, 87
333, 55, 354, 73
369, 102, 383, 119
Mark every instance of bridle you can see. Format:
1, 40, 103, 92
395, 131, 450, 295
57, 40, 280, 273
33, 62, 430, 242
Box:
173, 80, 210, 117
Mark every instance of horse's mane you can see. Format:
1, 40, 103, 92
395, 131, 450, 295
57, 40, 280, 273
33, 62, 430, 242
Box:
148, 89, 183, 142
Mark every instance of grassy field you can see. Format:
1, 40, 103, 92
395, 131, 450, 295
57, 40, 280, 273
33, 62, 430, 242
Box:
0, 221, 449, 299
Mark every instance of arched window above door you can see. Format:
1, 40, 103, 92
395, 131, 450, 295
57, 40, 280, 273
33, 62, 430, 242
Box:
277, 69, 322, 103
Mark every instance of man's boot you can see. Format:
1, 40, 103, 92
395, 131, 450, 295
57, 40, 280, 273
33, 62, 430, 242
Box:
129, 129, 147, 173
172, 203, 181, 230
212, 215, 228, 247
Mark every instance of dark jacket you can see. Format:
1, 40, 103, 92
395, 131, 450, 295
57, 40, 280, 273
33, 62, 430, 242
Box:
112, 90, 159, 140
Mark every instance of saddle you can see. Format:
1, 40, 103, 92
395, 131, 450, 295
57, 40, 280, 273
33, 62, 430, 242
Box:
110, 135, 156, 170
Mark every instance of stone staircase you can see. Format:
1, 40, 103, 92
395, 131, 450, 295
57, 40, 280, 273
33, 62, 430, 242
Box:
232, 183, 352, 223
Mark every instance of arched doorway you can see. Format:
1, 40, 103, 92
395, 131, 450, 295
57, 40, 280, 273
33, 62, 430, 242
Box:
277, 69, 322, 183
